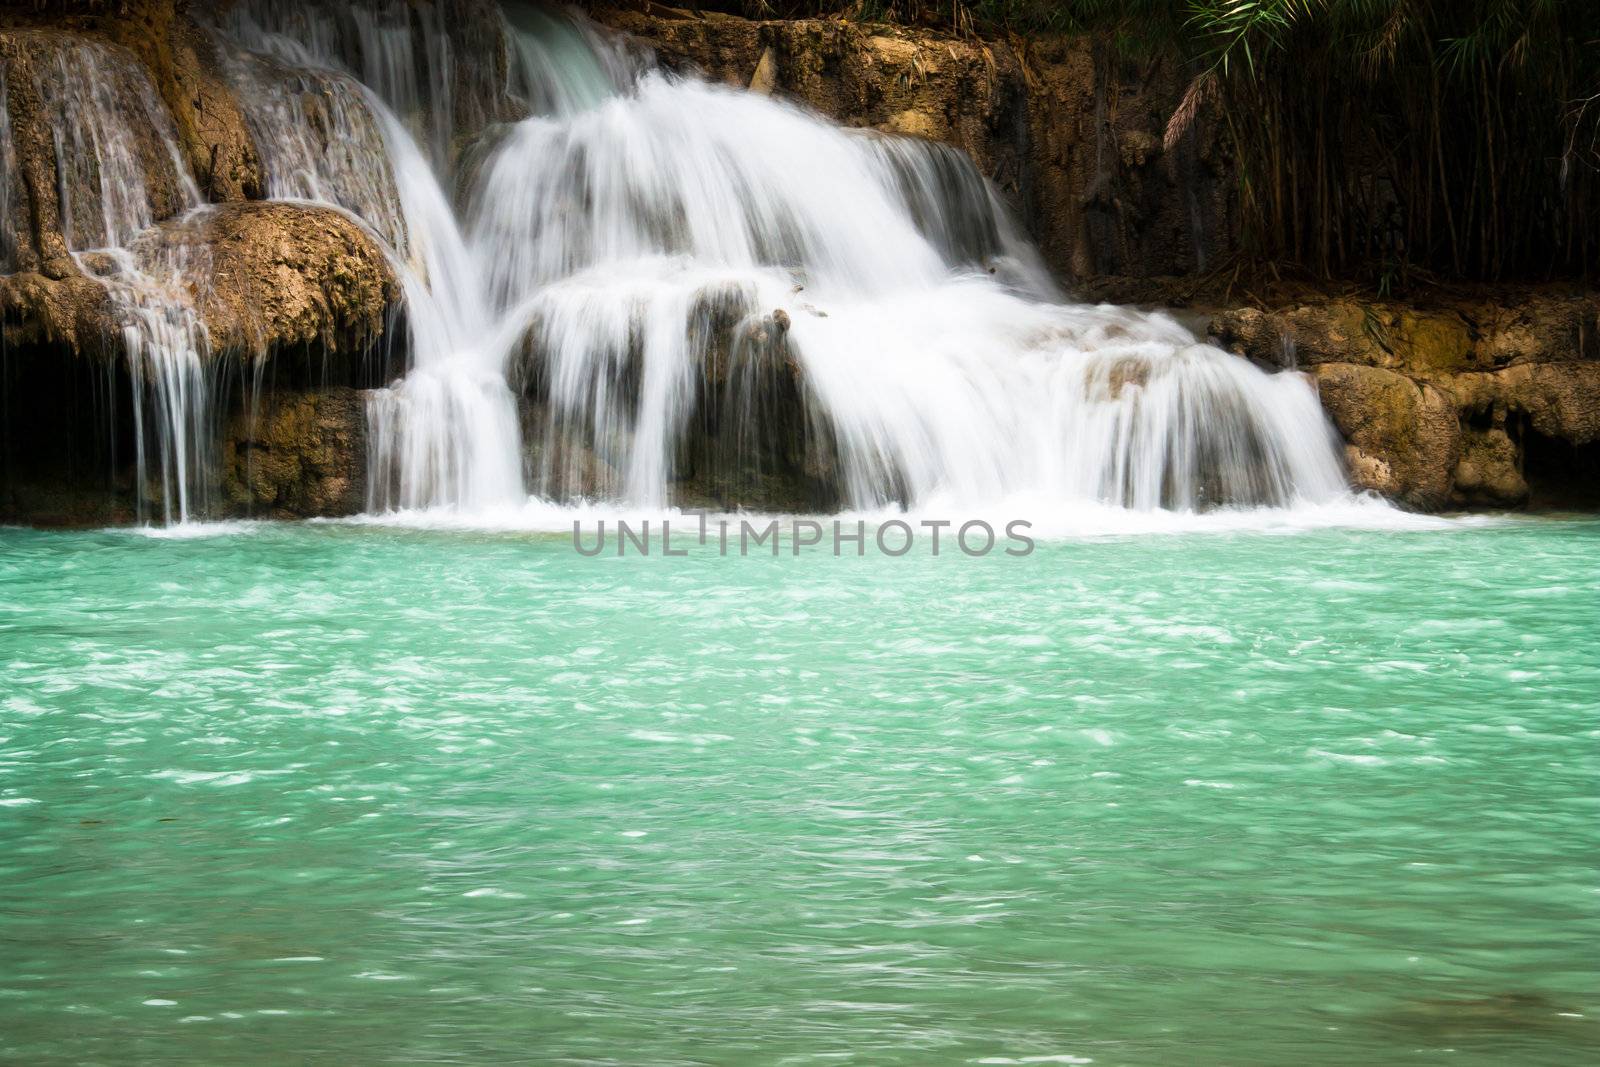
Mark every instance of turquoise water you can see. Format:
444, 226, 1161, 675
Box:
1, 517, 1597, 1065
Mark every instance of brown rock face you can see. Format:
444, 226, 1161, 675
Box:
2, 201, 397, 367
222, 387, 369, 518
1, 200, 398, 525
588, 4, 1232, 281
0, 1, 262, 205
147, 201, 399, 362
0, 28, 194, 272
0, 268, 112, 349
1213, 291, 1600, 509
1310, 363, 1460, 509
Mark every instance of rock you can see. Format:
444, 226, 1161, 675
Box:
1, 201, 398, 527
1213, 290, 1598, 509
0, 29, 193, 269
145, 201, 398, 363
882, 107, 940, 140
222, 387, 368, 518
510, 278, 836, 510
91, 0, 263, 202
0, 269, 113, 350
1452, 425, 1527, 507
2, 201, 397, 370
1311, 362, 1460, 508
1452, 363, 1600, 447
749, 45, 776, 94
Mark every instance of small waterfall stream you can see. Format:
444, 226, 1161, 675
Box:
20, 37, 215, 524
5, 2, 1353, 524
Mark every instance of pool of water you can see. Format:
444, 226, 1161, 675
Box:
2, 517, 1597, 1064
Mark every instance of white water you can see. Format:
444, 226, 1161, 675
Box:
9, 2, 1357, 526
17, 38, 214, 523
214, 2, 1349, 519
0, 66, 17, 273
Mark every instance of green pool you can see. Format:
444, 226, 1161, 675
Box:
2, 517, 1596, 1064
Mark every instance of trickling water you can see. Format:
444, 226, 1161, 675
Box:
0, 65, 18, 273
22, 37, 214, 523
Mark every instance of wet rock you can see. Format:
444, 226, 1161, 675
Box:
883, 107, 939, 140
1452, 425, 1527, 507
1312, 362, 1460, 509
222, 387, 368, 518
0, 29, 194, 268
92, 0, 263, 202
1452, 362, 1600, 448
748, 45, 776, 94
147, 201, 398, 363
0, 269, 113, 349
1, 201, 398, 527
1214, 290, 1598, 509
680, 288, 838, 511
1211, 301, 1478, 374
3, 201, 397, 370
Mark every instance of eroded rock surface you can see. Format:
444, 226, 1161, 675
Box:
1, 197, 397, 525
1210, 291, 1600, 508
152, 202, 398, 362
222, 387, 369, 518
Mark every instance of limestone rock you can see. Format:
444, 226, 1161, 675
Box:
92, 0, 263, 202
3, 201, 396, 368
148, 201, 398, 361
1452, 426, 1528, 507
0, 28, 194, 268
1312, 362, 1460, 509
1210, 301, 1476, 374
749, 45, 776, 94
222, 387, 368, 518
1452, 363, 1600, 447
1214, 291, 1598, 509
0, 269, 113, 350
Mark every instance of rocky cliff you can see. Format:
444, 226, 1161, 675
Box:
1210, 291, 1599, 510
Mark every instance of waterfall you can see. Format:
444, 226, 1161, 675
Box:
213, 0, 643, 513
17, 37, 215, 524
212, 1, 1344, 517
470, 68, 1346, 511
5, 2, 1352, 525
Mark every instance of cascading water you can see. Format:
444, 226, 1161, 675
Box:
4, 1, 1350, 525
19, 37, 215, 524
212, 0, 639, 513
0, 66, 17, 274
470, 63, 1346, 513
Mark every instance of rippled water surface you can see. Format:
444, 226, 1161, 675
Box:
2, 518, 1597, 1065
